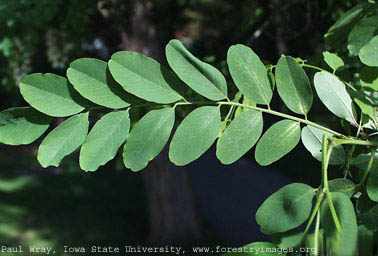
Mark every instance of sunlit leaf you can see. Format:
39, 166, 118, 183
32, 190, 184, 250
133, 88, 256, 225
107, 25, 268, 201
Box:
359, 35, 378, 67
256, 183, 315, 234
123, 108, 175, 172
169, 106, 221, 166
255, 120, 301, 166
108, 51, 182, 103
227, 44, 272, 105
80, 110, 130, 171
0, 107, 51, 145
276, 55, 312, 114
38, 113, 89, 167
322, 51, 344, 72
166, 39, 227, 101
216, 110, 263, 164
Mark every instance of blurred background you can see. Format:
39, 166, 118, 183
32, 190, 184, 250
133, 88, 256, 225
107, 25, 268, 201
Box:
0, 0, 365, 255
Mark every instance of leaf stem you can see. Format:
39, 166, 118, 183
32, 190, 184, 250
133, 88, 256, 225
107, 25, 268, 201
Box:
314, 209, 321, 256
303, 190, 324, 236
322, 135, 342, 234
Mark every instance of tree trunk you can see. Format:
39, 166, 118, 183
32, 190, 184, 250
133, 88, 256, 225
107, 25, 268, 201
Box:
121, 0, 201, 244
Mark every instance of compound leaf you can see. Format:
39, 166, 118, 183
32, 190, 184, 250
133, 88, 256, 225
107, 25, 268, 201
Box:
321, 192, 358, 256
276, 55, 312, 114
80, 110, 130, 171
301, 125, 346, 165
216, 110, 263, 164
314, 71, 356, 123
169, 106, 221, 166
0, 107, 51, 145
20, 73, 86, 117
123, 108, 175, 172
255, 183, 315, 234
227, 44, 272, 105
166, 39, 227, 101
108, 51, 182, 104
359, 35, 378, 67
67, 58, 130, 108
255, 120, 301, 166
38, 112, 89, 167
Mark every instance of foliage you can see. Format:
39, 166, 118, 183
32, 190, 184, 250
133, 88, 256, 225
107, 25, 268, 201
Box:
1, 2, 378, 255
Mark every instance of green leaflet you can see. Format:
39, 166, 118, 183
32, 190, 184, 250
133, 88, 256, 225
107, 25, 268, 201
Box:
67, 58, 131, 108
123, 108, 175, 172
227, 44, 272, 105
357, 193, 378, 231
273, 229, 303, 249
255, 183, 315, 234
275, 55, 312, 115
348, 11, 378, 56
166, 39, 227, 101
0, 107, 51, 145
108, 51, 182, 104
314, 71, 356, 124
359, 35, 378, 67
324, 3, 367, 46
357, 225, 374, 256
355, 152, 378, 170
321, 192, 358, 256
322, 51, 344, 72
328, 178, 356, 198
38, 113, 89, 167
255, 120, 301, 166
80, 110, 130, 171
20, 73, 86, 117
367, 166, 378, 202
222, 242, 280, 255
301, 125, 346, 165
169, 106, 221, 166
360, 66, 378, 91
216, 110, 263, 165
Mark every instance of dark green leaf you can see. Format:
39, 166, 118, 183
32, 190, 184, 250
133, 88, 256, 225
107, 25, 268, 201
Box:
256, 183, 315, 234
357, 193, 378, 231
255, 120, 301, 166
169, 106, 221, 166
367, 166, 378, 202
357, 225, 374, 256
328, 178, 356, 198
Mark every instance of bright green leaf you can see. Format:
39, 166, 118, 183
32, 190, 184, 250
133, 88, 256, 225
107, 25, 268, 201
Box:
328, 178, 356, 198
169, 106, 221, 166
301, 125, 346, 165
314, 71, 356, 123
166, 40, 227, 101
321, 192, 358, 255
108, 51, 182, 104
359, 35, 378, 67
20, 73, 86, 117
38, 113, 89, 167
255, 183, 315, 234
227, 44, 272, 105
255, 120, 301, 166
216, 110, 263, 164
0, 107, 51, 145
67, 58, 131, 108
322, 51, 344, 72
80, 110, 130, 171
222, 242, 280, 255
123, 108, 175, 172
276, 55, 312, 114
